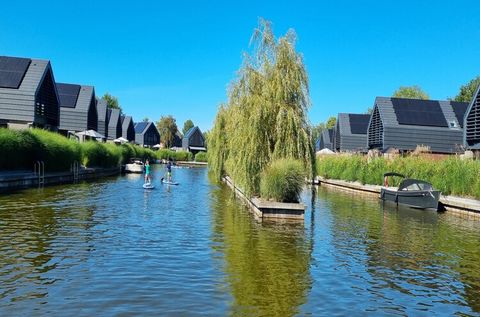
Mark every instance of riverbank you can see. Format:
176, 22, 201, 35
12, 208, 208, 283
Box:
316, 176, 480, 217
0, 167, 120, 193
317, 155, 480, 199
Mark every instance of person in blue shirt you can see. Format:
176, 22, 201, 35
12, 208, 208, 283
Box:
166, 160, 172, 182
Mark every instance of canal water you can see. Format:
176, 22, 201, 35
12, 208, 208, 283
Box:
1, 166, 480, 316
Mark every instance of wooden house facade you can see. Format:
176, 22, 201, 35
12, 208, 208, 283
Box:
96, 98, 108, 138
368, 97, 468, 154
0, 56, 60, 129
107, 108, 122, 140
121, 115, 135, 142
318, 128, 334, 151
57, 83, 97, 134
334, 113, 370, 152
182, 126, 206, 153
134, 121, 160, 147
464, 86, 480, 150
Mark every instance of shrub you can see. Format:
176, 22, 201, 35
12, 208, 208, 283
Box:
0, 128, 82, 172
156, 149, 177, 160
31, 129, 82, 172
174, 150, 193, 161
80, 141, 122, 168
260, 159, 306, 203
195, 152, 208, 162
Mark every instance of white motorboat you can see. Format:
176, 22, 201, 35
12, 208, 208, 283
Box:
125, 158, 144, 173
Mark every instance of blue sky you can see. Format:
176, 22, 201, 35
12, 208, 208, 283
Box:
1, 1, 480, 131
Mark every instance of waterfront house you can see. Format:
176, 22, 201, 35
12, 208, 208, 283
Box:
96, 98, 109, 139
0, 55, 60, 130
134, 121, 160, 147
318, 128, 334, 151
464, 86, 480, 150
107, 108, 122, 140
57, 83, 98, 135
182, 126, 206, 154
368, 97, 468, 154
334, 113, 370, 152
121, 115, 135, 142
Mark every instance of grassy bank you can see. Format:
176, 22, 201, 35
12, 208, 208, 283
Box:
317, 155, 480, 199
0, 128, 156, 172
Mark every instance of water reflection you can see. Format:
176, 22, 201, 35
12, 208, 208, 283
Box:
210, 185, 312, 316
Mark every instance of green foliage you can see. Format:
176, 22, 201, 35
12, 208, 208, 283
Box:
182, 119, 194, 135
260, 159, 305, 203
195, 151, 208, 162
393, 85, 429, 100
102, 93, 122, 113
0, 128, 157, 172
317, 155, 480, 198
0, 128, 81, 172
156, 115, 178, 148
156, 149, 193, 161
326, 116, 336, 129
209, 19, 313, 197
454, 76, 480, 103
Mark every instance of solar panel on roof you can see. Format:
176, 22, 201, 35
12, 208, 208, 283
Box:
391, 98, 448, 127
135, 122, 148, 133
0, 56, 31, 89
57, 83, 81, 108
349, 114, 370, 134
450, 101, 469, 128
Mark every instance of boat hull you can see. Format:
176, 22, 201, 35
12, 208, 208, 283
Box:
381, 188, 440, 210
125, 164, 144, 173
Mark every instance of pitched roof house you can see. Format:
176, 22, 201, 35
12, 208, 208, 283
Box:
182, 126, 206, 152
57, 83, 98, 134
107, 108, 122, 140
464, 86, 480, 150
334, 113, 370, 152
134, 121, 160, 147
368, 97, 468, 154
0, 55, 60, 129
121, 115, 135, 142
96, 98, 109, 138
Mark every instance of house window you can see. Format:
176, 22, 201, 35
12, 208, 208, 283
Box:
449, 121, 458, 128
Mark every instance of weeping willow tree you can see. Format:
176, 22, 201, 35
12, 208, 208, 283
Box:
209, 18, 314, 196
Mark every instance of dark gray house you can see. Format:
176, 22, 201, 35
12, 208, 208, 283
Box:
107, 108, 122, 140
96, 98, 108, 138
121, 115, 135, 142
134, 121, 160, 147
464, 85, 480, 150
182, 126, 206, 153
368, 97, 468, 154
0, 56, 60, 129
318, 128, 334, 151
334, 113, 370, 152
57, 83, 97, 135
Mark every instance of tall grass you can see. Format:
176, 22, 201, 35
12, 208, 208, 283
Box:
317, 155, 480, 198
260, 159, 306, 203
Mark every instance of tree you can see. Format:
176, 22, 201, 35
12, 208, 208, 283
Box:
326, 116, 336, 129
156, 115, 178, 148
392, 86, 429, 100
454, 76, 480, 103
182, 119, 195, 135
311, 123, 325, 142
102, 93, 123, 113
209, 18, 313, 195
143, 117, 149, 122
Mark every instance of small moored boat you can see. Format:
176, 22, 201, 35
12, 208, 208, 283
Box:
125, 158, 144, 173
380, 172, 440, 210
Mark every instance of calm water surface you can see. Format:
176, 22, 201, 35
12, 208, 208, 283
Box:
1, 166, 480, 316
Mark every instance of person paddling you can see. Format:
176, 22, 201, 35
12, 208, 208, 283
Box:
162, 159, 173, 183
144, 159, 151, 184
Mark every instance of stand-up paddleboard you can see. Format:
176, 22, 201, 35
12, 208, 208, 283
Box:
161, 178, 179, 185
143, 183, 155, 189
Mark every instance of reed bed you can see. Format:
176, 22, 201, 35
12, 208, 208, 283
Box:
317, 155, 480, 198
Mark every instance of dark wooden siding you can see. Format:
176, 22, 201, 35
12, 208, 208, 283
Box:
34, 67, 59, 128
368, 106, 383, 149
87, 95, 97, 131
144, 124, 160, 146
465, 92, 480, 147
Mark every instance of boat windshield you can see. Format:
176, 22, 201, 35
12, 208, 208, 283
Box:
399, 179, 433, 191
